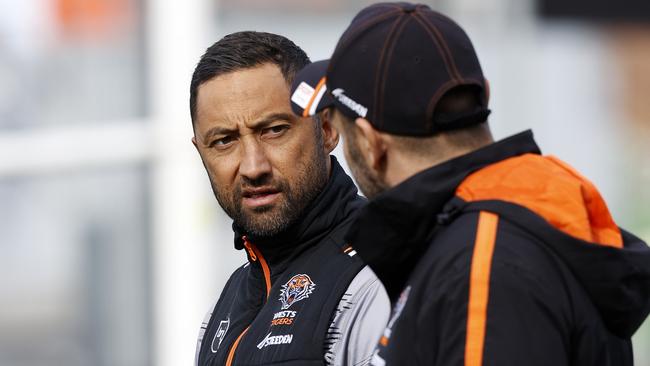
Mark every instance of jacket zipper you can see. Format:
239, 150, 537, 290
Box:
225, 236, 271, 366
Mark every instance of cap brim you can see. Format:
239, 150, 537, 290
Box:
290, 60, 332, 117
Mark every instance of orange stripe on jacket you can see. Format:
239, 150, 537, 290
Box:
226, 326, 250, 366
465, 211, 499, 366
456, 153, 622, 248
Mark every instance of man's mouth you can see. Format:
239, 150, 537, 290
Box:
241, 187, 281, 208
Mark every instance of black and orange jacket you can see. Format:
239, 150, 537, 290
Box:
347, 130, 650, 365
196, 158, 371, 366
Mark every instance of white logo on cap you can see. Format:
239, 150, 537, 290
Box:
331, 88, 368, 117
291, 82, 315, 110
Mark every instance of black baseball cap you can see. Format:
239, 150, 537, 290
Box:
290, 2, 490, 136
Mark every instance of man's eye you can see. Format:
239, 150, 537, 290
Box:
211, 136, 234, 148
263, 125, 289, 137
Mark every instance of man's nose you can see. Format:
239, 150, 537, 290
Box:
239, 138, 272, 181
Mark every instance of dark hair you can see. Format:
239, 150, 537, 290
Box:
433, 86, 482, 118
189, 31, 310, 123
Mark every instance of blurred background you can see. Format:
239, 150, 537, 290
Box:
0, 0, 648, 365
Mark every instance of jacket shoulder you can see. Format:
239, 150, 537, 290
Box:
428, 210, 571, 284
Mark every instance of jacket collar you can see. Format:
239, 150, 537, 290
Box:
346, 130, 541, 298
233, 156, 364, 274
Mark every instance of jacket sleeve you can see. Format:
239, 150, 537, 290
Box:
195, 298, 218, 366
325, 265, 391, 366
420, 213, 572, 366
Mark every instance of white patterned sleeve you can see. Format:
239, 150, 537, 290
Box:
324, 265, 391, 366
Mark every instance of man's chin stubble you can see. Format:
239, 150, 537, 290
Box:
234, 200, 298, 237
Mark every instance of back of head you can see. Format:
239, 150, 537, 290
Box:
189, 31, 310, 124
390, 85, 493, 159
334, 85, 493, 162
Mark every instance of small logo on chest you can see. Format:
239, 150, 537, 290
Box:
279, 274, 316, 310
257, 332, 293, 349
271, 310, 297, 326
210, 318, 230, 353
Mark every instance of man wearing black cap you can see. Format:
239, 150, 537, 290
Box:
190, 31, 389, 366
291, 3, 650, 365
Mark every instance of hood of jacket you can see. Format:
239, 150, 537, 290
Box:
347, 130, 650, 338
456, 150, 650, 338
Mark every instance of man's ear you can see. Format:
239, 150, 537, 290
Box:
191, 136, 198, 149
319, 108, 340, 154
484, 78, 490, 103
355, 118, 387, 171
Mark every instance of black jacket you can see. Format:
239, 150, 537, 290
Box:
197, 158, 367, 366
347, 131, 650, 365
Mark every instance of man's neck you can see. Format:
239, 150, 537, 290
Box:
384, 144, 489, 188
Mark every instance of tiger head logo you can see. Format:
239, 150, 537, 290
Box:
279, 274, 316, 310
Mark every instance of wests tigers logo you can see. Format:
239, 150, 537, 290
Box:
279, 274, 316, 310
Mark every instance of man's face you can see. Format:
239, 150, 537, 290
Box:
331, 109, 388, 200
193, 63, 329, 237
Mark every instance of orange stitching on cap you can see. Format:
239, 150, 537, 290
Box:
411, 14, 458, 81
372, 13, 408, 127
332, 9, 403, 67
413, 12, 463, 81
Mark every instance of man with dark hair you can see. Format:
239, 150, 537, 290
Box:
291, 3, 650, 365
190, 31, 389, 366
